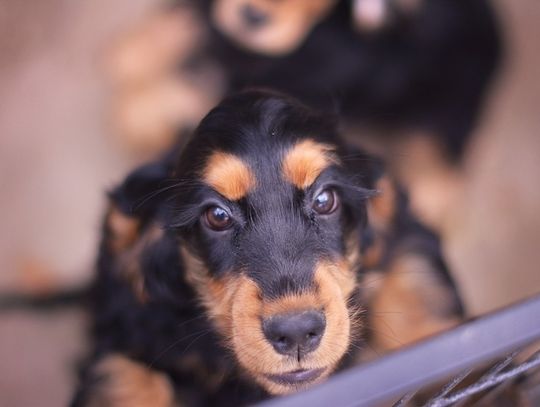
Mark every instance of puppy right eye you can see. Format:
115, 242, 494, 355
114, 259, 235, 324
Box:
204, 206, 232, 231
313, 188, 339, 215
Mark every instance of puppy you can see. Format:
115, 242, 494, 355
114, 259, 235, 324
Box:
73, 90, 462, 406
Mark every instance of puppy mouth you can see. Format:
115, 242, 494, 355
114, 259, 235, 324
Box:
265, 367, 325, 386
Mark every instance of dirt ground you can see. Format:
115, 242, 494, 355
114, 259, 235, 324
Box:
0, 0, 539, 405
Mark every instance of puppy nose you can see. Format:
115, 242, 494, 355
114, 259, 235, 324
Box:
240, 4, 270, 28
263, 311, 326, 357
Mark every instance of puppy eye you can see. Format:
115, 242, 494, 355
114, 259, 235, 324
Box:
204, 206, 232, 231
313, 189, 339, 215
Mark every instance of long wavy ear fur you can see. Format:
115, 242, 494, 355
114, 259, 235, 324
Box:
101, 144, 196, 307
109, 144, 180, 220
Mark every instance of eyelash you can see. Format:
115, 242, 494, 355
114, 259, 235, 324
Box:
172, 183, 365, 231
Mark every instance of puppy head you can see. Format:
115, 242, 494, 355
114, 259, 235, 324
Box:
210, 0, 337, 55
170, 90, 376, 394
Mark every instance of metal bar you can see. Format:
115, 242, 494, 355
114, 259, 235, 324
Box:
434, 351, 540, 406
425, 368, 472, 406
258, 295, 540, 407
450, 352, 519, 407
392, 391, 416, 407
480, 351, 519, 379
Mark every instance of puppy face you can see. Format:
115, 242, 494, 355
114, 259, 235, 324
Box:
211, 0, 337, 55
170, 91, 374, 395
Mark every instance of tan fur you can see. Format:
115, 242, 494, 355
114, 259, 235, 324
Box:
106, 205, 140, 253
369, 254, 460, 351
282, 139, 338, 189
230, 260, 358, 395
362, 236, 385, 269
176, 353, 226, 392
180, 246, 240, 336
345, 232, 362, 270
180, 242, 360, 396
88, 355, 175, 407
115, 224, 164, 302
202, 151, 256, 200
369, 175, 397, 231
263, 292, 320, 317
212, 0, 338, 55
362, 175, 398, 269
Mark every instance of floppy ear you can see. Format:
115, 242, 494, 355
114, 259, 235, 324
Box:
101, 146, 197, 306
340, 144, 400, 267
109, 158, 174, 220
138, 229, 195, 307
341, 143, 385, 190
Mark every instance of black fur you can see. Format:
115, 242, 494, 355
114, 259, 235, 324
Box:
73, 90, 462, 406
192, 0, 501, 160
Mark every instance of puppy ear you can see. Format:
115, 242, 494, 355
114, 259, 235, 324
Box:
341, 143, 385, 190
139, 229, 194, 307
109, 147, 180, 219
341, 144, 400, 267
102, 146, 195, 305
360, 173, 401, 268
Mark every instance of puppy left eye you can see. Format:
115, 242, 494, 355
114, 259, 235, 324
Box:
204, 205, 233, 231
313, 189, 339, 215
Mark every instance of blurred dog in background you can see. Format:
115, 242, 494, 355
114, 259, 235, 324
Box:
106, 0, 501, 229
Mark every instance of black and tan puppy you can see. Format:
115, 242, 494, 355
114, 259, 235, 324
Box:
73, 90, 462, 406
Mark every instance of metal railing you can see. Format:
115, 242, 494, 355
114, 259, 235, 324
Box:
259, 295, 540, 407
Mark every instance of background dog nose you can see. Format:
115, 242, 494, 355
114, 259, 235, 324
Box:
262, 310, 326, 357
240, 4, 270, 28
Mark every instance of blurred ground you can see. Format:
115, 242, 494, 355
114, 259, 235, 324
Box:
0, 0, 539, 405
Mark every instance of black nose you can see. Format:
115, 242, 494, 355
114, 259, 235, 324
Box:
263, 310, 326, 357
240, 4, 270, 28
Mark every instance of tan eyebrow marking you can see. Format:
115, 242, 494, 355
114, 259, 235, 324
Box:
282, 139, 338, 189
202, 151, 256, 200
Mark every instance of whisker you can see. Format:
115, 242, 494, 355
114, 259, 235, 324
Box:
364, 326, 405, 347
148, 328, 212, 368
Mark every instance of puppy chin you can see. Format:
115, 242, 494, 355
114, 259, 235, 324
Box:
252, 366, 333, 396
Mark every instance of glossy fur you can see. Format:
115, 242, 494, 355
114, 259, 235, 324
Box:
73, 90, 462, 406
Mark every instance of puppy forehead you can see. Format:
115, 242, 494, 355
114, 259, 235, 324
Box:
201, 137, 338, 201
202, 151, 256, 201
282, 139, 338, 189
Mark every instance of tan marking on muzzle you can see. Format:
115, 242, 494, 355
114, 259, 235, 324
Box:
230, 260, 359, 395
181, 246, 241, 336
